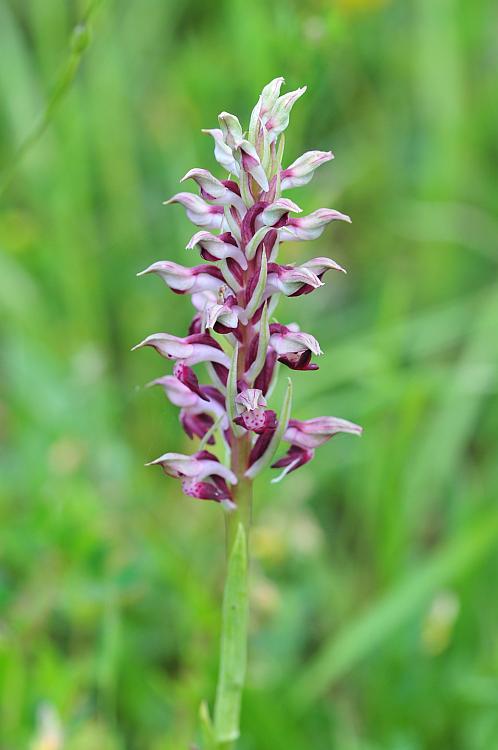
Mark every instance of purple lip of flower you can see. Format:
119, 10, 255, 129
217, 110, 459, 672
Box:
135, 78, 361, 504
233, 389, 278, 434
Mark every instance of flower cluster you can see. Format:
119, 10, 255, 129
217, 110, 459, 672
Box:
134, 78, 362, 508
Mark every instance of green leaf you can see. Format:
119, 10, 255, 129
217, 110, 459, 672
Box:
214, 523, 248, 744
245, 377, 292, 479
291, 508, 498, 709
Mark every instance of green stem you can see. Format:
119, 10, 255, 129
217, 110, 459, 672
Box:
213, 436, 252, 750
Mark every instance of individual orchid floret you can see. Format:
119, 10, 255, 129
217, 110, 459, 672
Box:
203, 295, 240, 333
202, 128, 241, 176
260, 198, 302, 227
284, 416, 363, 448
300, 256, 347, 278
218, 112, 244, 150
132, 332, 230, 367
281, 150, 334, 190
164, 192, 225, 230
137, 260, 226, 295
233, 388, 277, 434
266, 262, 323, 296
263, 86, 307, 143
257, 76, 285, 121
186, 231, 248, 270
279, 257, 347, 298
270, 416, 362, 482
279, 207, 351, 241
146, 450, 236, 506
181, 168, 245, 213
269, 323, 322, 371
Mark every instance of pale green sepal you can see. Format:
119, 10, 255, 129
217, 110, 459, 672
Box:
261, 123, 271, 175
272, 132, 286, 187
245, 378, 293, 479
245, 225, 276, 261
220, 259, 241, 292
242, 250, 267, 322
199, 700, 217, 750
226, 344, 244, 437
248, 96, 261, 146
223, 204, 241, 243
213, 523, 248, 743
240, 170, 253, 208
245, 302, 269, 383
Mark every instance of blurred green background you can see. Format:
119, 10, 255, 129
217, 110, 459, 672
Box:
1, 0, 497, 748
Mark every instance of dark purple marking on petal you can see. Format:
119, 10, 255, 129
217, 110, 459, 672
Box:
245, 334, 259, 370
211, 475, 233, 500
200, 249, 219, 263
226, 257, 244, 285
200, 188, 217, 202
249, 304, 265, 325
174, 362, 209, 401
222, 180, 241, 197
219, 231, 238, 246
200, 386, 225, 407
235, 409, 277, 434
181, 412, 215, 442
248, 428, 276, 466
278, 350, 319, 371
254, 350, 277, 395
186, 332, 224, 351
212, 362, 228, 386
181, 479, 223, 502
195, 449, 219, 462
214, 321, 238, 336
271, 445, 314, 474
263, 227, 278, 255
192, 265, 225, 281
241, 202, 267, 247
188, 315, 202, 335
269, 322, 288, 335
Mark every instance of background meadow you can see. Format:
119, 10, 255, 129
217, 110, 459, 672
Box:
1, 0, 497, 748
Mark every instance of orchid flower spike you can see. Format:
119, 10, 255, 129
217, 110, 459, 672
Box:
135, 78, 361, 506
